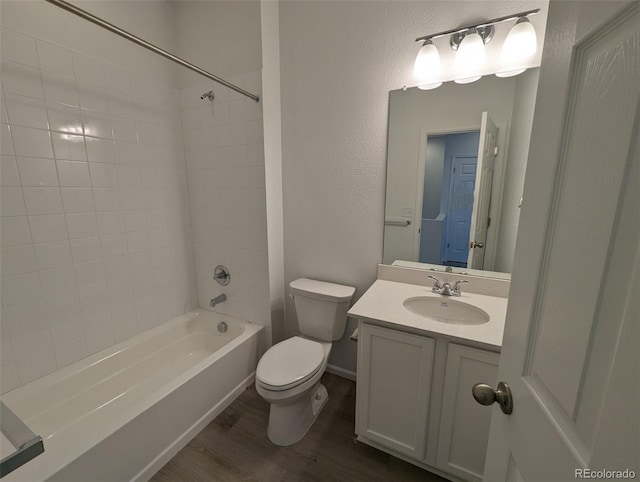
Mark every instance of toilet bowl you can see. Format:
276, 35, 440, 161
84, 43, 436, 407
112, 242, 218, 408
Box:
255, 278, 355, 446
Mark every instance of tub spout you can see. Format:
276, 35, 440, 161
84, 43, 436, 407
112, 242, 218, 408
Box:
210, 294, 226, 307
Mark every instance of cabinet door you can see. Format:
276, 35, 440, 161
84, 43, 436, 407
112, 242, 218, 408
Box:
436, 343, 499, 482
356, 323, 435, 459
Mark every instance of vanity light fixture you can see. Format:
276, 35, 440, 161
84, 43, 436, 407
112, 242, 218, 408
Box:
454, 29, 486, 84
496, 17, 538, 77
413, 8, 540, 88
414, 39, 442, 90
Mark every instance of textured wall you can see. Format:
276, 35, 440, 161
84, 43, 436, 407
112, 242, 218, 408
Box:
279, 0, 548, 373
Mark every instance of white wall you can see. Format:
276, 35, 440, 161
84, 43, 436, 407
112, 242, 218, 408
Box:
173, 0, 263, 87
279, 0, 548, 373
0, 1, 196, 393
495, 69, 539, 272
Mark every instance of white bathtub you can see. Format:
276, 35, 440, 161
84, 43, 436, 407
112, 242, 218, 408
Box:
0, 310, 263, 482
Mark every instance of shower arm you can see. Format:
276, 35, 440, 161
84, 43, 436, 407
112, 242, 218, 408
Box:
43, 0, 260, 103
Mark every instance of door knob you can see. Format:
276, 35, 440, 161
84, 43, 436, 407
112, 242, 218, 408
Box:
472, 381, 513, 415
469, 241, 484, 249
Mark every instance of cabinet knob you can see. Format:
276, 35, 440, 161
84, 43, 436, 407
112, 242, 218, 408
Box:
472, 381, 513, 415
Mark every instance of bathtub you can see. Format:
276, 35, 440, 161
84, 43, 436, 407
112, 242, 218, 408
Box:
0, 310, 263, 482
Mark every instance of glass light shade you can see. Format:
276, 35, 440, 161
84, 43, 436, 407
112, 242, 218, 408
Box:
497, 18, 537, 78
414, 40, 442, 89
455, 32, 485, 84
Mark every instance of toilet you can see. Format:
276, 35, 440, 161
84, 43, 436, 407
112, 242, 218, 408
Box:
255, 278, 355, 446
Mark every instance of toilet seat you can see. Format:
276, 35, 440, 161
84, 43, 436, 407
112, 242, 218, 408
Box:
256, 337, 325, 391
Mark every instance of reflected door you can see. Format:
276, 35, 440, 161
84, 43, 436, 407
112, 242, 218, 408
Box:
442, 155, 477, 266
467, 112, 498, 269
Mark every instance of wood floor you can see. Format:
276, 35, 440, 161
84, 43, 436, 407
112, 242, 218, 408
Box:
151, 373, 448, 482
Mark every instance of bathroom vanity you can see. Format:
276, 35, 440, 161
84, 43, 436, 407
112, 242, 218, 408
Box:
348, 269, 509, 482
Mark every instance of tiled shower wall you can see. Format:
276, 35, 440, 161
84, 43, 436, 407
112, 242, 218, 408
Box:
180, 75, 270, 328
0, 26, 197, 393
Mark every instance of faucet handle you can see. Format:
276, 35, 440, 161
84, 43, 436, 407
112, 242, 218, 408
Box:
453, 280, 469, 293
427, 275, 442, 289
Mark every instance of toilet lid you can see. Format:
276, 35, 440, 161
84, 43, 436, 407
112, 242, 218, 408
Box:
257, 337, 325, 390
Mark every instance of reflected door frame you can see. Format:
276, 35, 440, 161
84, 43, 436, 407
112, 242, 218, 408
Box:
415, 126, 480, 262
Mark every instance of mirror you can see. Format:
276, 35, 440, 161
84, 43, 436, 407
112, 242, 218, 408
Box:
383, 69, 539, 278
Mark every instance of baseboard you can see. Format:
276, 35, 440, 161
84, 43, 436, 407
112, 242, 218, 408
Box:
133, 372, 256, 482
326, 364, 356, 381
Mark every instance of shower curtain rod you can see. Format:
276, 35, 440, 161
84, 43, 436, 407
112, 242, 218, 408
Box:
44, 0, 261, 102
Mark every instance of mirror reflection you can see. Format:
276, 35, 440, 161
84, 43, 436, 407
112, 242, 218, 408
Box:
383, 69, 539, 277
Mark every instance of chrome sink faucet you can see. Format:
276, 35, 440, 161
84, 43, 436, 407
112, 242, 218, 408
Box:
427, 276, 468, 297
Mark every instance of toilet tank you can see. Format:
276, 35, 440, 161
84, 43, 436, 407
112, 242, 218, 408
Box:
290, 278, 355, 342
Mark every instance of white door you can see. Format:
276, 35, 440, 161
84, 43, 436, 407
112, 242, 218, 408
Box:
483, 2, 640, 481
467, 112, 498, 269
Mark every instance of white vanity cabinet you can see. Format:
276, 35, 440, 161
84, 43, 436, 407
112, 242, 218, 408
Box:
355, 323, 435, 459
355, 321, 499, 482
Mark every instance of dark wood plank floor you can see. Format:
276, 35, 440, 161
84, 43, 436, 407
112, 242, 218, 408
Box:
151, 373, 448, 482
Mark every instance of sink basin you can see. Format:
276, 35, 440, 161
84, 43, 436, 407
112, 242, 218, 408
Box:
403, 297, 490, 325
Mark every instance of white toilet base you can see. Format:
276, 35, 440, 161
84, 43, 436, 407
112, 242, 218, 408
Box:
266, 383, 329, 446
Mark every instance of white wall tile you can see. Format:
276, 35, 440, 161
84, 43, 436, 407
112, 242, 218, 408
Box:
45, 291, 81, 325
104, 64, 131, 95
4, 93, 48, 129
70, 236, 102, 264
93, 188, 122, 211
83, 110, 112, 139
1, 245, 37, 278
1, 186, 26, 216
111, 117, 137, 142
74, 260, 105, 286
100, 234, 128, 259
39, 265, 77, 295
60, 187, 95, 213
11, 126, 53, 158
1, 30, 199, 391
33, 240, 73, 270
41, 71, 79, 107
53, 336, 88, 368
28, 214, 67, 243
86, 137, 115, 163
89, 162, 117, 187
15, 349, 57, 384
51, 132, 86, 161
77, 85, 109, 113
56, 160, 90, 187
65, 212, 98, 239
1, 272, 43, 305
23, 187, 63, 215
0, 124, 14, 155
0, 61, 44, 99
1, 28, 39, 68
73, 52, 105, 89
46, 102, 83, 134
17, 157, 58, 186
1, 216, 32, 246
1, 155, 21, 186
36, 40, 75, 78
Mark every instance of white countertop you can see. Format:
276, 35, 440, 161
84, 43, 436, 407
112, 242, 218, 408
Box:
348, 280, 508, 350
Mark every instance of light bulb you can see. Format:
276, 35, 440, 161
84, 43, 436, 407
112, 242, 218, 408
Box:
455, 31, 485, 84
413, 40, 442, 90
497, 17, 537, 78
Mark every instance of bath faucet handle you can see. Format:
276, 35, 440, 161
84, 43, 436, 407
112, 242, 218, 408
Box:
452, 280, 469, 295
427, 275, 442, 291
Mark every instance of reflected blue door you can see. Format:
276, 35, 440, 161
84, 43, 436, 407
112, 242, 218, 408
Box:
442, 155, 477, 266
